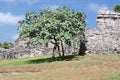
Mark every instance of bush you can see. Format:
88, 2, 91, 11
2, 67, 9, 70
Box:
113, 4, 120, 12
0, 42, 12, 49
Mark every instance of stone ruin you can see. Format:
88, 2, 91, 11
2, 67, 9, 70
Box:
85, 8, 120, 54
0, 38, 53, 59
0, 8, 120, 59
0, 37, 74, 59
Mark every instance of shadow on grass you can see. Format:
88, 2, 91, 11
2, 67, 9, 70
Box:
26, 55, 81, 64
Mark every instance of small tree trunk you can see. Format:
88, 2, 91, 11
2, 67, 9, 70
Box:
61, 41, 65, 57
52, 46, 55, 59
57, 44, 62, 58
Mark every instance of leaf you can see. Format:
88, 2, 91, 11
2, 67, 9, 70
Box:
18, 6, 86, 47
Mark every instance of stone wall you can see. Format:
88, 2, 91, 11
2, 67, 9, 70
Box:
0, 37, 74, 59
0, 37, 53, 59
85, 8, 120, 54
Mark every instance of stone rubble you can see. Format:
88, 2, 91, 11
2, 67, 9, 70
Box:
0, 37, 73, 59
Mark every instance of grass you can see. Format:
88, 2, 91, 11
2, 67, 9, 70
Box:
103, 75, 120, 80
0, 54, 120, 80
0, 55, 85, 67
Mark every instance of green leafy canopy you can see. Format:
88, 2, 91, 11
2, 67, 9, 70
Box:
113, 4, 120, 12
18, 6, 86, 46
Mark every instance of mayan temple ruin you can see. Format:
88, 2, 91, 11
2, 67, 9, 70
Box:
0, 8, 120, 59
85, 8, 120, 54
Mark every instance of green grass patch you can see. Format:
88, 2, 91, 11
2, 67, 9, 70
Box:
103, 75, 120, 80
0, 54, 120, 68
0, 55, 86, 67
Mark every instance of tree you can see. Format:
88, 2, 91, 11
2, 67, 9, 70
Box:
113, 4, 120, 12
18, 6, 86, 58
0, 42, 12, 49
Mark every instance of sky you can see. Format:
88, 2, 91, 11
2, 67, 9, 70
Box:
0, 0, 119, 43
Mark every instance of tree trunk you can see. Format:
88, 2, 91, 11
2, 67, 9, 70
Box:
61, 41, 65, 57
52, 45, 56, 59
57, 44, 62, 58
54, 36, 61, 58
